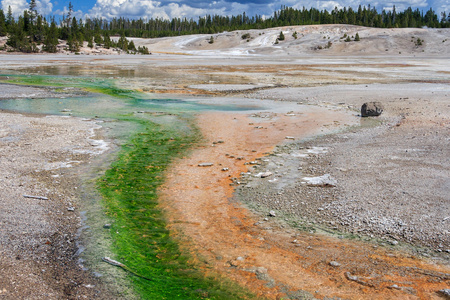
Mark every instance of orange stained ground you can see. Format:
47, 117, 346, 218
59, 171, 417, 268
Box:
159, 109, 449, 300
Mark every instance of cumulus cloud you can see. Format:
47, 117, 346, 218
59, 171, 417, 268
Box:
36, 0, 53, 15
1, 0, 28, 17
88, 0, 253, 20
1, 0, 53, 17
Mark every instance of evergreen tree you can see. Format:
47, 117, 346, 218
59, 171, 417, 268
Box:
87, 36, 94, 48
0, 10, 7, 36
6, 6, 13, 28
117, 34, 128, 51
354, 32, 360, 41
94, 32, 103, 44
128, 40, 136, 50
103, 32, 112, 49
278, 31, 285, 40
43, 21, 58, 52
29, 0, 37, 24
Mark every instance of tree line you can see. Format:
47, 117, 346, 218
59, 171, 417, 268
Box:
1, 2, 449, 53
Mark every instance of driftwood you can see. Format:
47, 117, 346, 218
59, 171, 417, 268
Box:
102, 257, 152, 281
23, 195, 48, 200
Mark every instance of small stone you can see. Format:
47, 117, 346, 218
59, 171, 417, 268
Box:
198, 163, 214, 167
260, 171, 273, 178
103, 224, 111, 229
302, 174, 336, 187
67, 207, 75, 211
345, 272, 359, 281
389, 284, 401, 290
221, 167, 229, 171
329, 261, 340, 267
268, 210, 276, 217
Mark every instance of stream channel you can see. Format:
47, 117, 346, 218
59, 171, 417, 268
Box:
0, 71, 306, 299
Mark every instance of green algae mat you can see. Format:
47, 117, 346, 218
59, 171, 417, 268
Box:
0, 75, 257, 299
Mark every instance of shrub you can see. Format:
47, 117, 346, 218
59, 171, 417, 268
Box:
138, 46, 150, 54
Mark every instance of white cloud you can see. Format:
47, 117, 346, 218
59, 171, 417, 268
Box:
1, 0, 28, 17
1, 0, 53, 17
87, 0, 250, 20
36, 0, 53, 15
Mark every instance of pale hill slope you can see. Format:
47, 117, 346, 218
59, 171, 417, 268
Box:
131, 24, 450, 57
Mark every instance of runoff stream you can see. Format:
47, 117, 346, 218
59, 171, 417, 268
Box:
0, 72, 276, 299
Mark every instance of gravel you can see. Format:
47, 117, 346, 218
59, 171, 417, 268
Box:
237, 84, 450, 259
0, 110, 115, 299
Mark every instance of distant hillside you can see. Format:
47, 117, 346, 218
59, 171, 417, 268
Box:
0, 5, 448, 54
133, 25, 450, 57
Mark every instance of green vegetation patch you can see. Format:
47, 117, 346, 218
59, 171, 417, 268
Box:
98, 116, 256, 299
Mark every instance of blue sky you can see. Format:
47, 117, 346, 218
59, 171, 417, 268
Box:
2, 0, 448, 21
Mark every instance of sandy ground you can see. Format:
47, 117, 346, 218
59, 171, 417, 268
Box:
0, 25, 449, 299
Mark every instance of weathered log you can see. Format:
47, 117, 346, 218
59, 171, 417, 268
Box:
23, 195, 48, 200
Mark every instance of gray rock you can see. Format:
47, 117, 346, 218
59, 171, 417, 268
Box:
361, 102, 384, 117
329, 261, 340, 267
260, 171, 273, 178
439, 289, 450, 298
268, 210, 276, 217
302, 174, 337, 187
198, 163, 214, 167
345, 272, 359, 281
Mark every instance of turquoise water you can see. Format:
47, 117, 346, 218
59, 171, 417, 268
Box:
0, 94, 259, 117
0, 74, 263, 117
